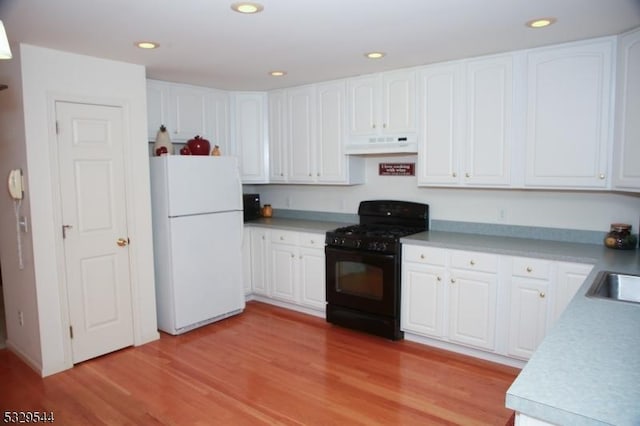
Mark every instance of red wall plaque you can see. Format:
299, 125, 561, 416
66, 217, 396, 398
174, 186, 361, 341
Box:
378, 163, 415, 176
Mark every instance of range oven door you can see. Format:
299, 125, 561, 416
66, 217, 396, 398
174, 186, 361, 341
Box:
325, 246, 398, 317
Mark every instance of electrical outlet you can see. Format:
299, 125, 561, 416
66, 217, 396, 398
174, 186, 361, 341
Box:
18, 310, 24, 326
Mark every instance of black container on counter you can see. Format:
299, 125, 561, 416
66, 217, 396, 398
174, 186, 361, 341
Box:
243, 193, 261, 222
604, 223, 638, 250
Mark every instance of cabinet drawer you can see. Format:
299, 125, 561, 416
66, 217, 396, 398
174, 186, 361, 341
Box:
270, 229, 299, 245
512, 257, 551, 279
299, 232, 325, 249
450, 250, 498, 273
403, 245, 447, 266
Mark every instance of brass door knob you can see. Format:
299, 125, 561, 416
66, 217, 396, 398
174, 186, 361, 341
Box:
117, 238, 129, 247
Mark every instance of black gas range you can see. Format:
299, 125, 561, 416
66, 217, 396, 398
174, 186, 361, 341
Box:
325, 200, 429, 340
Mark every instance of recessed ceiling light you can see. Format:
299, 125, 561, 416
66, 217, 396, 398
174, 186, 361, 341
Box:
231, 2, 264, 14
135, 41, 159, 49
526, 18, 557, 29
365, 52, 386, 59
269, 71, 287, 77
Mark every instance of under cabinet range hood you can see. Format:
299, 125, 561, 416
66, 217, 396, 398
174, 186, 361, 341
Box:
345, 135, 417, 155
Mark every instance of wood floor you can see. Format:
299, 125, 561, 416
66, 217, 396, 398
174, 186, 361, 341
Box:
0, 302, 519, 425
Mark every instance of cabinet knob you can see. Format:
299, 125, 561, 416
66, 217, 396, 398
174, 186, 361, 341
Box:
317, 173, 320, 177
291, 254, 295, 258
450, 278, 456, 284
309, 173, 312, 177
526, 266, 533, 273
420, 254, 425, 259
372, 123, 376, 129
310, 240, 315, 244
280, 236, 284, 240
470, 260, 475, 266
599, 173, 605, 180
539, 292, 546, 298
437, 276, 442, 282
452, 172, 457, 178
383, 123, 387, 129
465, 172, 470, 178
280, 173, 284, 177
262, 236, 265, 240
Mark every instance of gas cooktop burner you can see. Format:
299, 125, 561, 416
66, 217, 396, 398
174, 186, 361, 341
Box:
332, 224, 424, 239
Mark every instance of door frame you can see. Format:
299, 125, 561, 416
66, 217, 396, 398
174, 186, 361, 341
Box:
47, 93, 142, 369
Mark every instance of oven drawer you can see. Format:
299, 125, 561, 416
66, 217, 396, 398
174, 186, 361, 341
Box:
512, 257, 551, 279
403, 245, 446, 266
271, 229, 299, 245
450, 250, 498, 273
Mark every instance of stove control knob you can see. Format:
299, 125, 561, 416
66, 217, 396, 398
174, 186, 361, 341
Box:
354, 240, 361, 248
368, 242, 378, 251
379, 243, 388, 252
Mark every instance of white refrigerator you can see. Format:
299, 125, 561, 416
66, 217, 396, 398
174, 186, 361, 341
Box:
150, 156, 245, 335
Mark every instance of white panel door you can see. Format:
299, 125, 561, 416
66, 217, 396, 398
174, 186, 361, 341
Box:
268, 90, 287, 182
250, 228, 270, 296
299, 247, 325, 310
551, 262, 593, 325
417, 63, 463, 185
287, 86, 316, 182
401, 263, 446, 338
170, 84, 209, 141
465, 56, 513, 186
507, 278, 549, 359
348, 75, 379, 136
233, 93, 268, 183
525, 41, 613, 188
448, 270, 497, 351
382, 69, 416, 134
316, 81, 348, 183
56, 101, 133, 364
270, 243, 298, 303
613, 29, 640, 191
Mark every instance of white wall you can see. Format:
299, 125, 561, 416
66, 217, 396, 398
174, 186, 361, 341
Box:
0, 44, 158, 376
255, 154, 640, 233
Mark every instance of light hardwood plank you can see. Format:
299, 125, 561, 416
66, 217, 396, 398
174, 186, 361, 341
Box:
0, 302, 519, 425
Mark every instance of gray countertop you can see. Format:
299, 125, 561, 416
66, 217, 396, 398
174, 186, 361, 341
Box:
246, 221, 640, 425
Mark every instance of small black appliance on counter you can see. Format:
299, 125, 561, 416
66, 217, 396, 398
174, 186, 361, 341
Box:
243, 193, 262, 222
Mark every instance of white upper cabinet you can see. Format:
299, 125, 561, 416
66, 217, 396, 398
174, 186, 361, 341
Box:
147, 80, 171, 142
316, 81, 365, 184
287, 86, 316, 183
417, 55, 513, 187
267, 82, 364, 185
613, 28, 640, 191
146, 80, 228, 149
232, 92, 269, 183
347, 69, 417, 137
524, 39, 614, 189
268, 90, 287, 182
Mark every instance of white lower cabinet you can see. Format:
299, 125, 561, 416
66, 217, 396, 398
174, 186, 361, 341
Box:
245, 226, 326, 314
402, 246, 499, 352
402, 243, 593, 362
506, 257, 552, 360
248, 227, 270, 297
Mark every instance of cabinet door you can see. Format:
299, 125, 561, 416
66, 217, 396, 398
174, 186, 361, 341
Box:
208, 90, 230, 155
250, 228, 270, 296
233, 92, 269, 183
146, 80, 171, 142
287, 86, 316, 182
242, 228, 252, 295
170, 84, 209, 141
401, 262, 446, 338
270, 243, 298, 303
507, 277, 549, 359
613, 29, 640, 191
316, 81, 349, 183
348, 75, 379, 136
382, 69, 417, 134
299, 247, 326, 310
268, 90, 287, 182
525, 40, 613, 188
465, 56, 513, 186
417, 63, 463, 185
448, 269, 497, 351
551, 262, 593, 325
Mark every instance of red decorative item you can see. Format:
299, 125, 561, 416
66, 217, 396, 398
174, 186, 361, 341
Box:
186, 135, 210, 156
180, 146, 192, 155
155, 146, 168, 156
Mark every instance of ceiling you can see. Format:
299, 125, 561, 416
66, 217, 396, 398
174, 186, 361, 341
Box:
1, 0, 640, 91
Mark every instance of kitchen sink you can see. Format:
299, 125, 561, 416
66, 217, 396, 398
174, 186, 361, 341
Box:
586, 271, 640, 305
